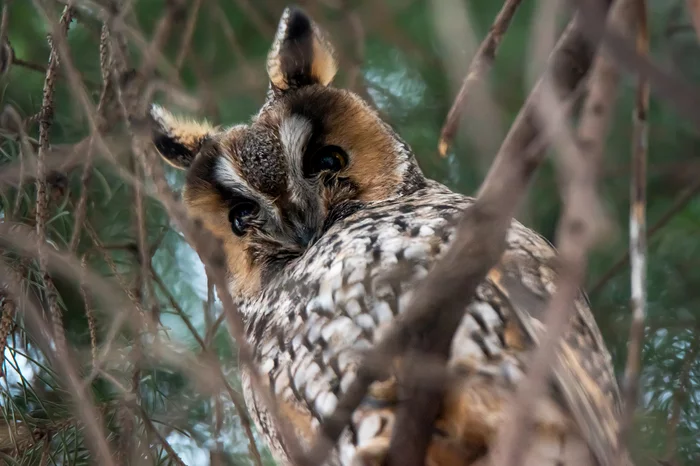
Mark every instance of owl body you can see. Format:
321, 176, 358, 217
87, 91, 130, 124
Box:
238, 180, 618, 466
147, 6, 629, 466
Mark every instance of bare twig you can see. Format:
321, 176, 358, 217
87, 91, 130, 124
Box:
80, 254, 98, 369
619, 0, 649, 448
127, 335, 143, 460
438, 0, 525, 157
95, 1, 191, 348
39, 433, 52, 466
50, 0, 178, 339
1, 106, 33, 220
13, 55, 101, 90
83, 217, 147, 318
526, 0, 567, 87
204, 311, 226, 348
113, 44, 280, 456
204, 271, 225, 466
0, 0, 11, 77
132, 146, 152, 320
150, 263, 206, 349
174, 0, 203, 70
130, 2, 181, 333
135, 404, 186, 466
205, 0, 249, 70
220, 371, 264, 466
69, 23, 113, 252
211, 393, 224, 466
35, 3, 75, 356
8, 57, 101, 89
688, 0, 700, 40
12, 58, 46, 74
27, 0, 124, 170
589, 178, 700, 295
132, 193, 265, 466
233, 0, 274, 37
138, 0, 186, 82
0, 298, 16, 376
429, 0, 506, 174
577, 0, 700, 128
8, 196, 249, 462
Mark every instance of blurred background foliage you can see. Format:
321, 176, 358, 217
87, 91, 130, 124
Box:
1, 0, 699, 464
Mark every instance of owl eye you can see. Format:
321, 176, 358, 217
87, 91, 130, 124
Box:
305, 145, 348, 177
228, 199, 259, 237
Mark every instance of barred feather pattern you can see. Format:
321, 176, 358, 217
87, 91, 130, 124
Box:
238, 180, 624, 466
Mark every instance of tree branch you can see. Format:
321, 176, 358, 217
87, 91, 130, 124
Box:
34, 1, 74, 358
620, 0, 649, 448
438, 0, 526, 157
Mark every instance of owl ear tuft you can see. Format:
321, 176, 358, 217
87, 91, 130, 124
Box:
266, 6, 338, 92
147, 104, 214, 170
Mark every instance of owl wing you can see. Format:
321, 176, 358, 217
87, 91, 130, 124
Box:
492, 223, 627, 466
241, 190, 625, 466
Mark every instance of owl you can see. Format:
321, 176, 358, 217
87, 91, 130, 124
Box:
146, 6, 629, 466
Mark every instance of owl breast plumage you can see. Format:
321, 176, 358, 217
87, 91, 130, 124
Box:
239, 180, 622, 466
146, 5, 629, 466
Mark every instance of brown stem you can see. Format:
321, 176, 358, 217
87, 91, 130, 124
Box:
69, 23, 113, 253
174, 0, 203, 71
34, 0, 74, 369
589, 178, 700, 296
687, 0, 700, 41
619, 0, 649, 449
80, 254, 98, 369
0, 297, 16, 377
438, 0, 526, 157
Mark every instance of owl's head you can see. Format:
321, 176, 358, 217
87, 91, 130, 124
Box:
149, 6, 427, 296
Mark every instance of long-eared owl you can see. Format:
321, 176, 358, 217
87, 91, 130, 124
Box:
147, 6, 629, 466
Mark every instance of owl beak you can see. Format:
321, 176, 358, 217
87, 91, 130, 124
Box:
281, 197, 321, 249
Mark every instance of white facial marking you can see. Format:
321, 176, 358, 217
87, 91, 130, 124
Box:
215, 154, 276, 216
279, 115, 313, 203
280, 115, 313, 165
215, 157, 248, 192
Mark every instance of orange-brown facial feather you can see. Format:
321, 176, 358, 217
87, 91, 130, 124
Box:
318, 93, 406, 202
265, 86, 411, 201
